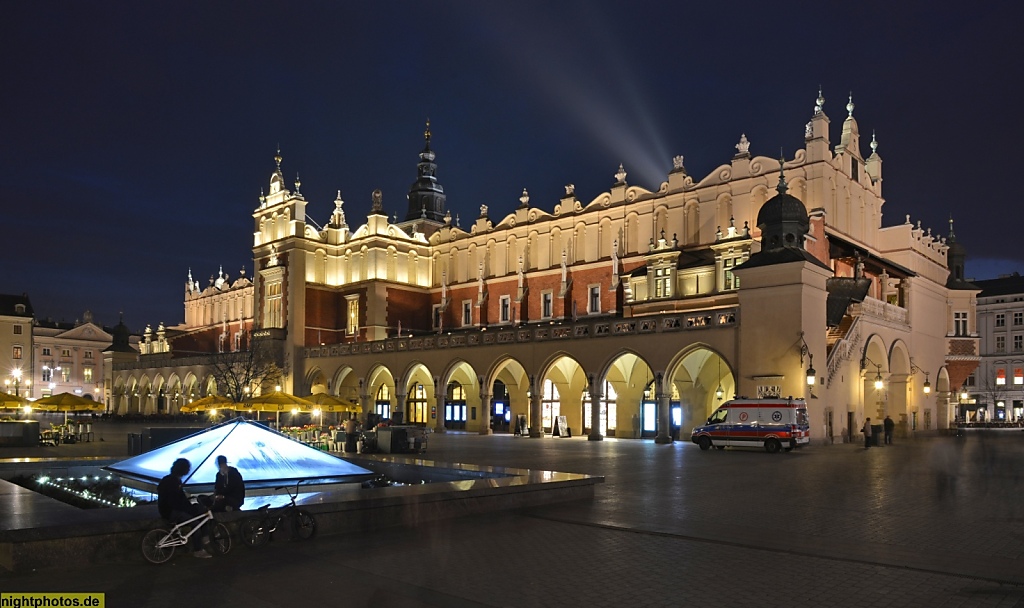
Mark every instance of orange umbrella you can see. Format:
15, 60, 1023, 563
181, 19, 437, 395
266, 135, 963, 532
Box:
241, 391, 314, 426
179, 394, 234, 414
34, 392, 103, 424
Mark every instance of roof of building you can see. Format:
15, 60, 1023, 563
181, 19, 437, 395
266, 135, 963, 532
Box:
973, 273, 1024, 297
0, 294, 33, 318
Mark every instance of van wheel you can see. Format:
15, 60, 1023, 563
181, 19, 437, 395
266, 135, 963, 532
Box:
765, 439, 782, 454
697, 436, 712, 451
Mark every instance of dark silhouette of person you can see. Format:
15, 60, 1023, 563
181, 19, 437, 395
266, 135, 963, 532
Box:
205, 455, 245, 512
157, 457, 212, 558
862, 418, 872, 448
883, 415, 895, 445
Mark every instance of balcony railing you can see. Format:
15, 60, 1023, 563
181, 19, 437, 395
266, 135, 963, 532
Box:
305, 306, 739, 358
849, 296, 908, 326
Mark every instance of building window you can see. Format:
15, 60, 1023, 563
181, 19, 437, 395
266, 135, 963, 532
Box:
432, 304, 442, 329
61, 367, 71, 382
954, 311, 968, 336
996, 313, 1006, 327
83, 367, 93, 383
1015, 335, 1023, 352
541, 292, 553, 319
462, 301, 472, 327
61, 348, 71, 358
84, 350, 93, 359
997, 369, 1006, 386
264, 280, 283, 328
996, 335, 1006, 353
1015, 369, 1023, 385
42, 368, 52, 382
588, 285, 601, 314
966, 373, 976, 387
13, 325, 22, 335
42, 347, 51, 356
13, 346, 22, 360
1015, 312, 1023, 326
723, 256, 742, 290
499, 296, 511, 323
654, 267, 673, 298
375, 384, 391, 419
346, 296, 359, 335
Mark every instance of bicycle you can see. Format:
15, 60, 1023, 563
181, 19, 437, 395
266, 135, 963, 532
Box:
239, 480, 317, 548
141, 509, 232, 564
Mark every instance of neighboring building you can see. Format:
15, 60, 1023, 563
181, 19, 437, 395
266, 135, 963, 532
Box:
33, 311, 140, 409
969, 273, 1024, 422
0, 294, 34, 397
113, 91, 979, 444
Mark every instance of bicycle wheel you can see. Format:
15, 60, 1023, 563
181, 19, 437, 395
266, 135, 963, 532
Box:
141, 528, 175, 564
209, 522, 232, 555
294, 510, 316, 540
240, 517, 270, 548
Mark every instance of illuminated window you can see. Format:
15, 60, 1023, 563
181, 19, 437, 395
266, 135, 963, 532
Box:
375, 384, 391, 419
582, 381, 618, 435
654, 267, 672, 298
12, 346, 22, 360
996, 369, 1006, 385
407, 383, 429, 424
264, 281, 283, 328
445, 382, 467, 425
1015, 369, 1023, 385
346, 295, 359, 335
723, 256, 743, 290
61, 367, 71, 382
42, 368, 52, 382
541, 379, 560, 432
83, 367, 93, 383
432, 304, 442, 329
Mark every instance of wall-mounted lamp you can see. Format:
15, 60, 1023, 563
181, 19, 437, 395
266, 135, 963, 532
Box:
909, 359, 931, 395
873, 366, 884, 390
798, 332, 817, 391
715, 357, 724, 400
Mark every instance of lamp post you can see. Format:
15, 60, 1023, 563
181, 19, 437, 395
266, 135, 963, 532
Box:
5, 368, 31, 398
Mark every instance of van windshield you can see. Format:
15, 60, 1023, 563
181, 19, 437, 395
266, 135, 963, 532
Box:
707, 408, 729, 424
795, 408, 809, 425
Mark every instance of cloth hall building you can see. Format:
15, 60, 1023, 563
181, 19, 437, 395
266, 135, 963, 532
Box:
107, 92, 979, 445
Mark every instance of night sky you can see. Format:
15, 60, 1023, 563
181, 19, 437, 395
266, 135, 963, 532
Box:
3, 2, 1020, 331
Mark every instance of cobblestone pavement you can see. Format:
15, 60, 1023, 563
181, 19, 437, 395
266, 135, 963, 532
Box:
2, 427, 1023, 607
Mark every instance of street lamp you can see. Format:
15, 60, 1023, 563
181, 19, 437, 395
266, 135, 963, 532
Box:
873, 366, 884, 390
5, 368, 30, 397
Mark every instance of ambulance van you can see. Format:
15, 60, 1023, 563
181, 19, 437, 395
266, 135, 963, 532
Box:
690, 398, 810, 453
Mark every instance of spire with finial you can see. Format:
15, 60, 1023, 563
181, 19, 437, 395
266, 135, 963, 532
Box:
870, 131, 878, 154
275, 146, 282, 170
294, 172, 301, 194
614, 163, 627, 185
948, 214, 956, 242
519, 188, 530, 208
424, 118, 432, 149
777, 151, 788, 194
846, 93, 855, 118
814, 86, 825, 115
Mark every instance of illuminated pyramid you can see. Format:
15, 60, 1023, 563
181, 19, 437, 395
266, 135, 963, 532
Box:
105, 418, 374, 494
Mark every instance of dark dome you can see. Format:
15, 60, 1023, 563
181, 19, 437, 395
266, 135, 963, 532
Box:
756, 190, 809, 230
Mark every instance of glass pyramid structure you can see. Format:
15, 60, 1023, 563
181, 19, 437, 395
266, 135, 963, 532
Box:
105, 418, 374, 492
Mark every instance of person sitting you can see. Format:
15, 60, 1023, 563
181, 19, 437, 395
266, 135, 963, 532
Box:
207, 455, 245, 512
157, 457, 212, 558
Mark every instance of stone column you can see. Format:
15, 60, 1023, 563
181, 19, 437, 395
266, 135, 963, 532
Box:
433, 376, 447, 433
359, 383, 370, 426
395, 392, 406, 425
529, 375, 543, 438
655, 372, 673, 444
588, 374, 604, 441
479, 390, 492, 435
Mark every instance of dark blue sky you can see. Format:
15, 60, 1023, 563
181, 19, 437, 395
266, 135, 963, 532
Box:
2, 2, 1020, 330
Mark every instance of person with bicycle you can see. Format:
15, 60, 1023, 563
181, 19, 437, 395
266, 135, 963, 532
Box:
157, 458, 212, 559
200, 455, 245, 512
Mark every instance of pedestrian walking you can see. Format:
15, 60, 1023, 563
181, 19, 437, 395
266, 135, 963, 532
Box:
862, 417, 872, 448
883, 415, 895, 445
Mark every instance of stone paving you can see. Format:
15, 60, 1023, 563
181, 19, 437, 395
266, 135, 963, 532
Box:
1, 423, 1023, 607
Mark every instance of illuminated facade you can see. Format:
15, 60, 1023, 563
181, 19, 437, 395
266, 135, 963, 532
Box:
970, 274, 1024, 422
113, 92, 979, 444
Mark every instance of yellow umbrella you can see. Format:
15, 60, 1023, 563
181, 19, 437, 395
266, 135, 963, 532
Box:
305, 392, 361, 413
0, 391, 29, 412
179, 394, 234, 414
34, 392, 103, 424
242, 391, 314, 426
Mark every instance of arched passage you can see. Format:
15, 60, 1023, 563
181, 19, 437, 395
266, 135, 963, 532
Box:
668, 346, 735, 440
